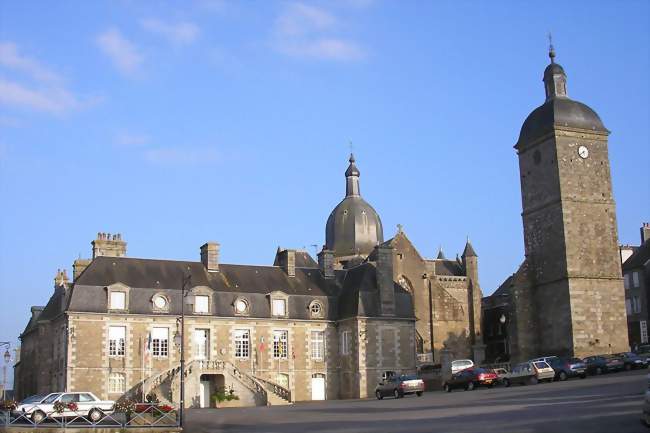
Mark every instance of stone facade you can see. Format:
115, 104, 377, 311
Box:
622, 224, 650, 348
482, 49, 629, 362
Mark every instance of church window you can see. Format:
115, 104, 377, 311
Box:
234, 329, 250, 359
311, 331, 325, 360
108, 326, 126, 357
273, 330, 288, 359
151, 327, 169, 357
194, 295, 210, 314
110, 291, 126, 310
340, 331, 351, 355
272, 299, 287, 317
108, 373, 125, 394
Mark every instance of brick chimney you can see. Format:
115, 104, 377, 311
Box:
201, 242, 220, 272
92, 232, 127, 259
54, 268, 69, 286
318, 248, 335, 279
277, 249, 296, 277
73, 258, 91, 280
641, 223, 650, 244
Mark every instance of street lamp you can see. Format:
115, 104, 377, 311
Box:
0, 342, 10, 401
499, 314, 506, 324
174, 271, 193, 428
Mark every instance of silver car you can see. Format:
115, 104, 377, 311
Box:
375, 374, 425, 399
14, 392, 115, 423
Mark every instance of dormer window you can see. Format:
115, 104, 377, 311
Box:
272, 299, 287, 317
194, 295, 210, 314
110, 291, 126, 310
309, 300, 324, 319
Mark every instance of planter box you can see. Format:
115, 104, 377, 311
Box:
214, 399, 241, 409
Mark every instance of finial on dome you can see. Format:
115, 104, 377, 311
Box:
548, 33, 556, 64
349, 153, 355, 163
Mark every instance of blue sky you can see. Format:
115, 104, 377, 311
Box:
0, 0, 648, 384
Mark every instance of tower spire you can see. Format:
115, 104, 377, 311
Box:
345, 153, 361, 196
548, 33, 556, 64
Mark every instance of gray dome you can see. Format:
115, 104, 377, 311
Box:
518, 97, 607, 144
325, 155, 384, 258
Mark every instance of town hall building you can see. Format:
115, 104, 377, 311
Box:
15, 155, 483, 407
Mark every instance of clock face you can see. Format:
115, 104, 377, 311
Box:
578, 145, 589, 159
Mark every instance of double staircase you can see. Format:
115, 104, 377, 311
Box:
139, 359, 292, 408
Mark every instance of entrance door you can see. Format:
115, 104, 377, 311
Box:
194, 329, 209, 360
199, 379, 211, 408
311, 374, 325, 400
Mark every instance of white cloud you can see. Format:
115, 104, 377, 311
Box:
114, 131, 150, 147
141, 19, 200, 46
275, 3, 337, 36
143, 147, 219, 165
273, 2, 365, 62
96, 29, 143, 76
0, 42, 62, 84
0, 79, 83, 114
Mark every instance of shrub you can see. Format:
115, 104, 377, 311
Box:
114, 399, 136, 414
0, 400, 17, 411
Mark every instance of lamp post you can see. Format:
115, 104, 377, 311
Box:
173, 272, 192, 427
0, 342, 10, 401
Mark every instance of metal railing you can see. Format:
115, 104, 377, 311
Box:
1, 404, 179, 429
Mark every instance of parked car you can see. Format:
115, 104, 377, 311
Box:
375, 374, 425, 399
451, 359, 474, 374
14, 392, 115, 423
531, 356, 587, 380
584, 355, 625, 375
492, 368, 509, 386
616, 352, 648, 370
502, 361, 554, 387
443, 368, 498, 392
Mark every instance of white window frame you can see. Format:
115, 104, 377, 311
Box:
108, 326, 126, 357
194, 295, 210, 314
151, 327, 169, 358
193, 328, 209, 360
108, 372, 126, 393
311, 330, 325, 361
340, 330, 351, 356
110, 291, 126, 310
272, 299, 287, 317
273, 330, 288, 359
234, 329, 250, 359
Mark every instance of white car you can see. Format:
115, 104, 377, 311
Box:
14, 392, 115, 424
451, 359, 474, 374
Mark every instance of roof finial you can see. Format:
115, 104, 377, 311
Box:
348, 141, 355, 163
548, 32, 556, 64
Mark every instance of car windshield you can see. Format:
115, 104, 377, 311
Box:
20, 394, 46, 404
533, 361, 549, 369
399, 375, 419, 381
43, 393, 61, 403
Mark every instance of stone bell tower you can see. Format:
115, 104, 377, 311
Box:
514, 42, 628, 358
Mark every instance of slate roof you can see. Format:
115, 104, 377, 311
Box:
462, 241, 477, 258
433, 259, 464, 277
623, 240, 650, 271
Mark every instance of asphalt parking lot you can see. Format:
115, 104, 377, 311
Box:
184, 369, 648, 433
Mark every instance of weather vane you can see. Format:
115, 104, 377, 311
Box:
548, 32, 556, 63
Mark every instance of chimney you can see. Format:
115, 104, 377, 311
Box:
641, 223, 650, 244
277, 249, 296, 277
73, 258, 91, 281
375, 244, 395, 316
92, 232, 127, 259
201, 242, 220, 272
318, 248, 335, 279
54, 269, 69, 286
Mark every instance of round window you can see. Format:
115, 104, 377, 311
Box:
310, 302, 322, 316
153, 296, 167, 309
235, 299, 248, 314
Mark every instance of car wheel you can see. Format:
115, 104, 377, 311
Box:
88, 409, 104, 423
375, 390, 383, 400
444, 383, 451, 393
580, 373, 586, 379
31, 411, 46, 424
503, 379, 510, 388
466, 381, 475, 391
416, 391, 423, 397
596, 367, 603, 375
559, 371, 567, 381
529, 376, 538, 385
393, 389, 400, 399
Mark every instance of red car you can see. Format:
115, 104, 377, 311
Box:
443, 368, 499, 392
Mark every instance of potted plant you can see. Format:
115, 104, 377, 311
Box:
114, 399, 136, 424
211, 386, 240, 408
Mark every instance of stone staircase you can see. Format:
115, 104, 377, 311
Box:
139, 359, 292, 407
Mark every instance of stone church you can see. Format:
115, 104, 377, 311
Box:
15, 155, 482, 406
482, 46, 629, 363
